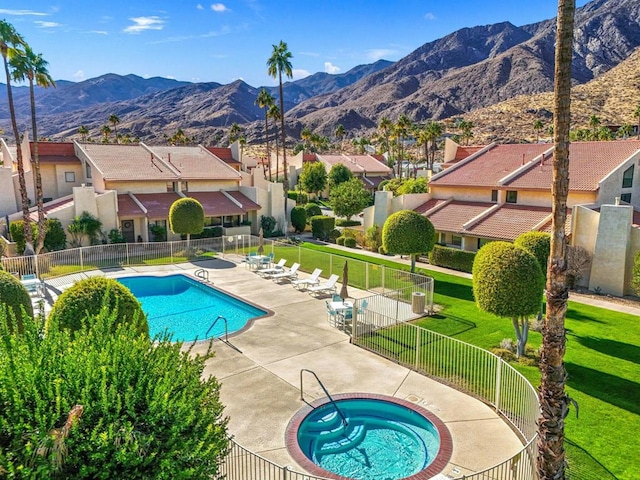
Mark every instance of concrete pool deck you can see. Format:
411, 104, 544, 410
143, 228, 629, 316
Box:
45, 259, 525, 478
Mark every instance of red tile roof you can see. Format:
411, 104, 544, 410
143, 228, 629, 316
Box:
465, 204, 554, 240
187, 191, 260, 217
28, 197, 75, 221
425, 201, 493, 233
362, 175, 389, 189
414, 198, 447, 215
505, 141, 640, 191
117, 194, 145, 217
430, 144, 550, 187
318, 154, 392, 175
206, 147, 234, 160
78, 144, 240, 182
132, 192, 182, 219
453, 145, 484, 161
225, 191, 261, 211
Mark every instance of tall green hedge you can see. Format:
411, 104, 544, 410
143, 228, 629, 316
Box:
0, 271, 33, 333
0, 309, 229, 478
290, 206, 307, 233
310, 215, 335, 241
47, 277, 148, 338
429, 245, 476, 273
9, 221, 37, 255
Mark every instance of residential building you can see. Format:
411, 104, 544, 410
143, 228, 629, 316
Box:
364, 140, 640, 296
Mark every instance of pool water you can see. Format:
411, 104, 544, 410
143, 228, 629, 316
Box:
117, 274, 266, 341
297, 398, 440, 480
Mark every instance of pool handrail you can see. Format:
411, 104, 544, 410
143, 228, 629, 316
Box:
194, 268, 210, 282
300, 369, 348, 428
206, 315, 228, 342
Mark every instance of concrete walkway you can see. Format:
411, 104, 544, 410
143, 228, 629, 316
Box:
173, 260, 522, 478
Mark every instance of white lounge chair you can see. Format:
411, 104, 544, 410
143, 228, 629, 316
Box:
291, 268, 322, 290
308, 274, 340, 297
256, 259, 287, 277
271, 263, 300, 283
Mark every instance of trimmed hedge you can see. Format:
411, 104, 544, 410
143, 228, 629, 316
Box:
304, 203, 322, 220
47, 277, 148, 338
428, 245, 477, 273
290, 206, 307, 233
9, 221, 38, 255
310, 215, 335, 241
0, 271, 33, 333
343, 237, 357, 248
514, 231, 550, 277
335, 219, 361, 227
189, 226, 223, 239
336, 236, 346, 246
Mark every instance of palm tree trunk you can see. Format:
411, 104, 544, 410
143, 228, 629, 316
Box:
264, 109, 271, 181
278, 71, 288, 230
537, 1, 575, 479
3, 55, 34, 252
29, 78, 46, 254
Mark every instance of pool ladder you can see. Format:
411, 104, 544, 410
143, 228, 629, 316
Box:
300, 369, 348, 428
206, 315, 228, 342
195, 269, 210, 283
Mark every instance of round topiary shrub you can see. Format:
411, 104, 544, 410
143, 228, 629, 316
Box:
336, 236, 346, 246
514, 231, 551, 277
343, 237, 357, 248
169, 197, 204, 239
329, 229, 342, 242
47, 277, 148, 338
0, 271, 33, 333
290, 206, 307, 233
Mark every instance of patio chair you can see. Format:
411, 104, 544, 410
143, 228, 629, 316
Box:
21, 274, 44, 297
259, 252, 275, 269
357, 299, 368, 315
308, 274, 340, 297
256, 259, 287, 277
332, 293, 342, 302
271, 263, 300, 283
291, 268, 322, 290
326, 300, 338, 326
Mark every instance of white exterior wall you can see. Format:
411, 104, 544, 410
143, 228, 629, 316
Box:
597, 154, 640, 207
588, 204, 633, 296
0, 166, 17, 216
571, 206, 600, 287
55, 164, 84, 197
429, 186, 492, 203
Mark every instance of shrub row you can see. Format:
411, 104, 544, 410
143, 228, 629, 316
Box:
428, 244, 476, 273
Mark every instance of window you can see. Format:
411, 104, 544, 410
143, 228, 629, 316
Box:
477, 238, 492, 249
451, 235, 462, 247
85, 163, 92, 179
491, 190, 498, 202
181, 181, 189, 192
621, 193, 632, 203
166, 182, 177, 192
506, 190, 518, 203
65, 172, 76, 183
439, 232, 447, 245
622, 165, 634, 188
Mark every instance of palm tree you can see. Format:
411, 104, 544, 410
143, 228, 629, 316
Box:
378, 116, 393, 157
78, 125, 89, 142
229, 122, 242, 144
537, 1, 575, 479
459, 120, 474, 145
633, 105, 640, 140
255, 88, 274, 180
334, 124, 346, 150
268, 104, 281, 181
267, 40, 293, 216
617, 123, 633, 139
10, 44, 56, 254
394, 114, 413, 179
533, 119, 544, 143
425, 121, 443, 171
300, 126, 312, 153
109, 114, 120, 143
1, 20, 33, 252
101, 125, 112, 143
588, 114, 601, 139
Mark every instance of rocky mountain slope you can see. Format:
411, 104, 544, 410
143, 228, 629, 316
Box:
2, 0, 638, 146
464, 47, 640, 144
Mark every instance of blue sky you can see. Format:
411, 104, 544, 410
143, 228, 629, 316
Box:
2, 1, 590, 87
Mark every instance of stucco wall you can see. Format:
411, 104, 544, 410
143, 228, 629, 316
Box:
588, 204, 633, 296
0, 167, 17, 217
571, 206, 600, 287
430, 186, 492, 203
598, 154, 640, 207
55, 164, 84, 197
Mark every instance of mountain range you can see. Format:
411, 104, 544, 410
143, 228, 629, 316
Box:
1, 0, 639, 146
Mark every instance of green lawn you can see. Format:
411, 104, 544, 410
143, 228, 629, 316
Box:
295, 244, 637, 480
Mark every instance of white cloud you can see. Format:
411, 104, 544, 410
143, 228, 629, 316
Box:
324, 62, 341, 74
211, 3, 229, 12
292, 68, 311, 80
196, 4, 204, 10
35, 21, 61, 28
0, 9, 48, 16
424, 12, 436, 20
366, 48, 397, 61
123, 16, 165, 34
73, 70, 85, 80
88, 30, 108, 35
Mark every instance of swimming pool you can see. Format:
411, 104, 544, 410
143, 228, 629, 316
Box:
286, 394, 452, 480
117, 274, 268, 341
